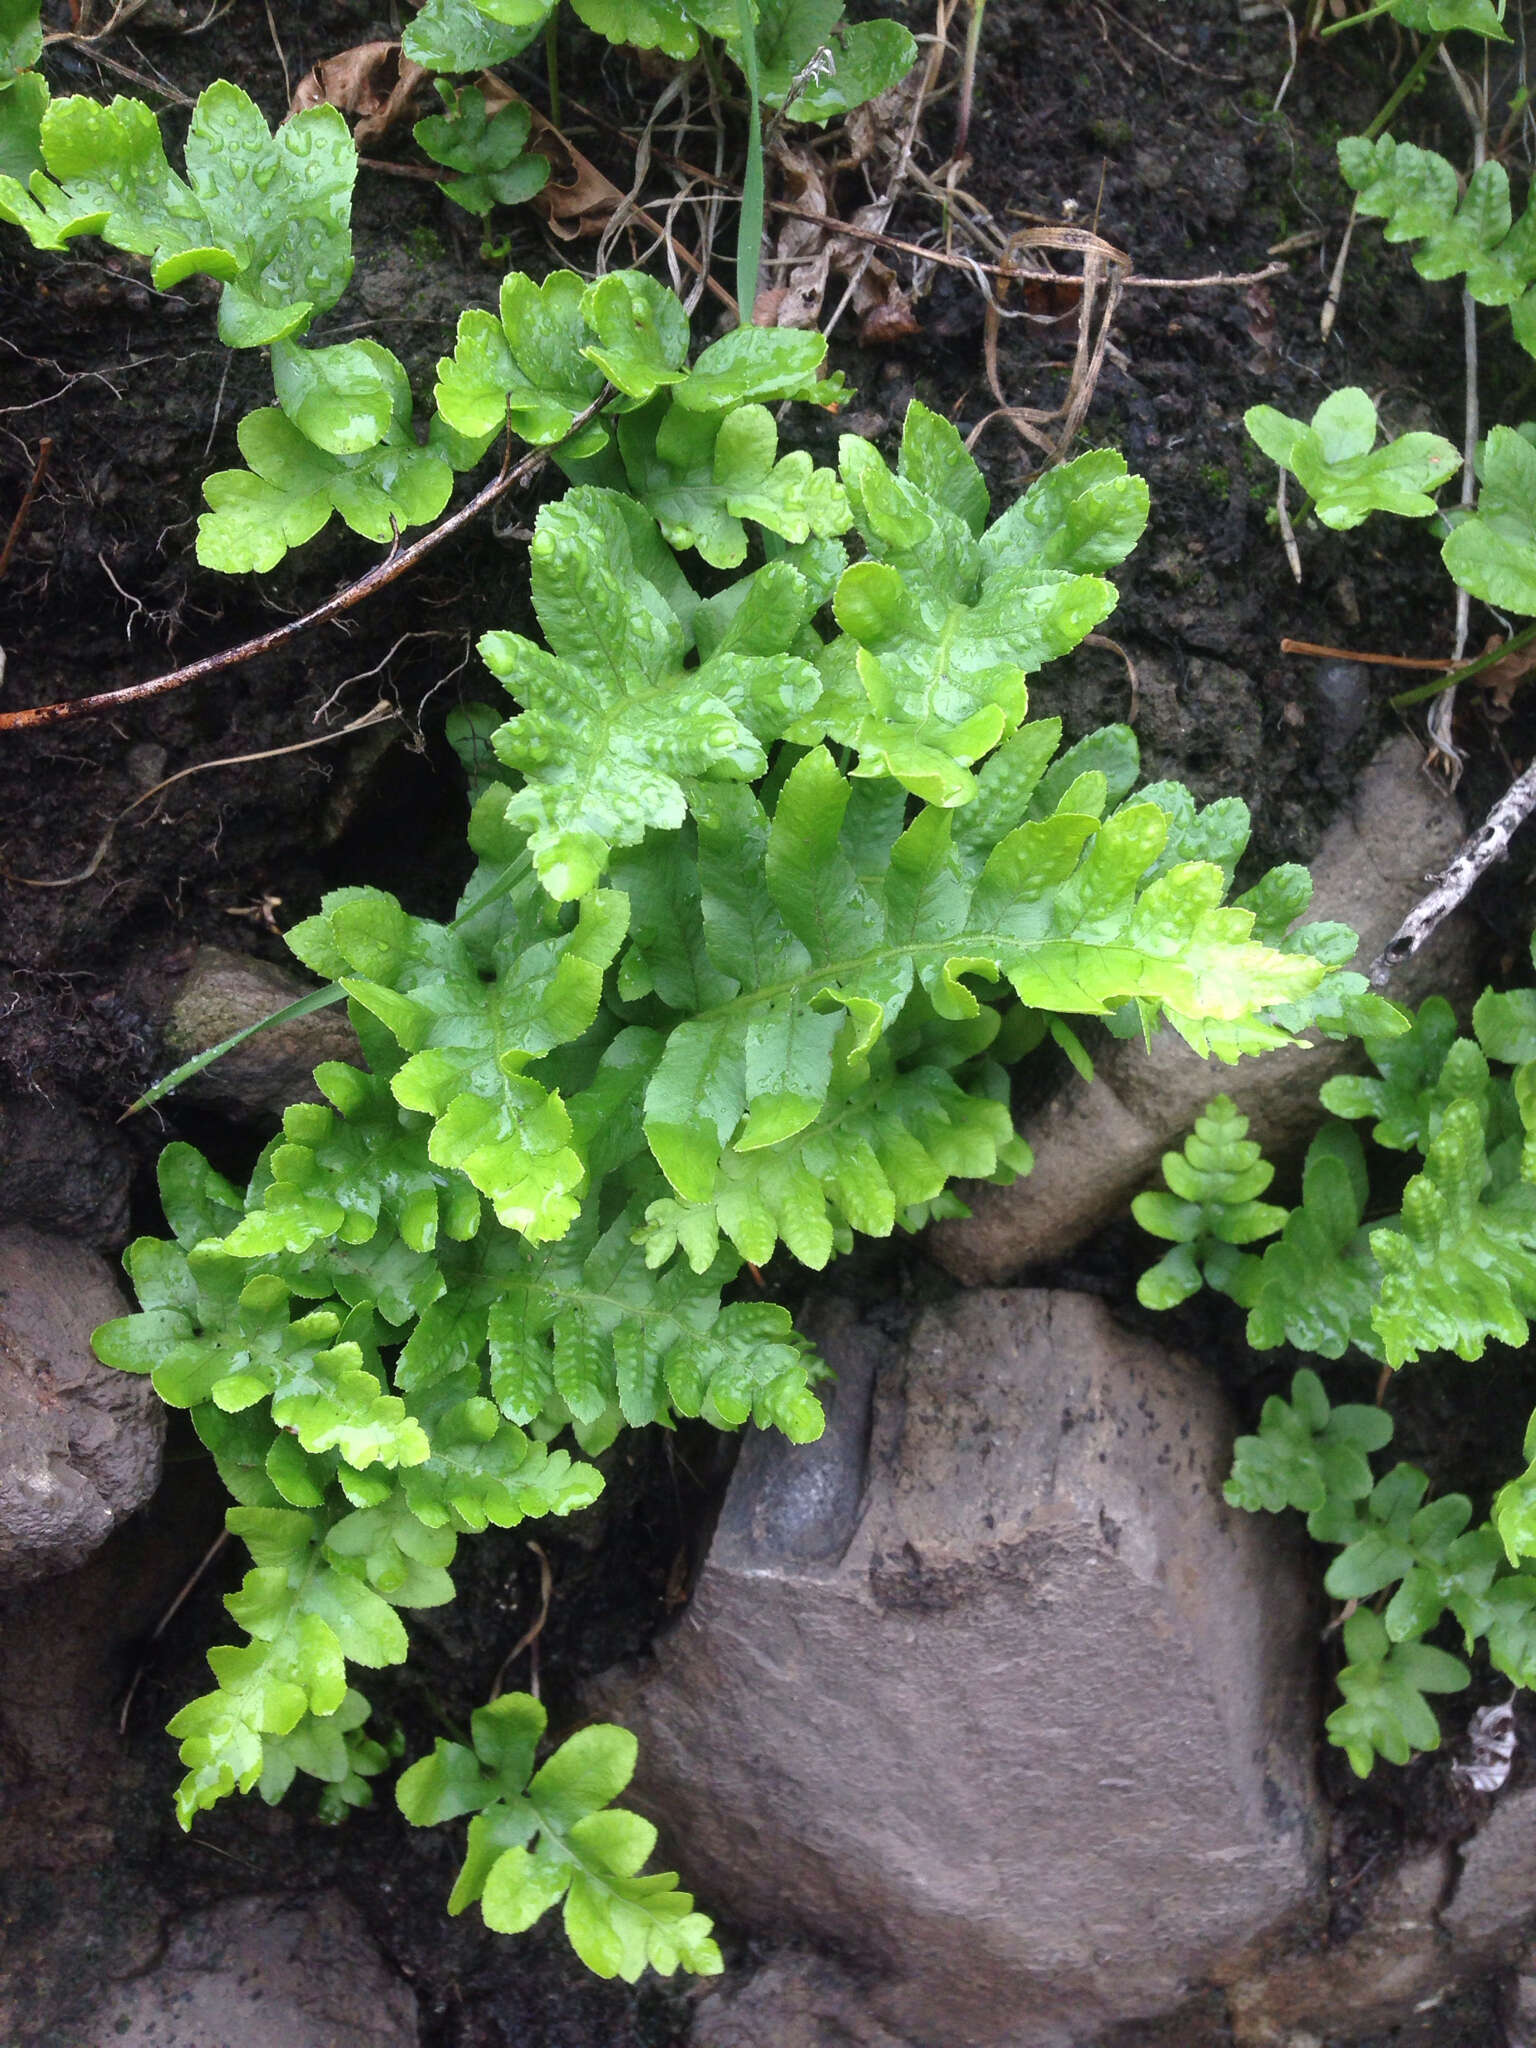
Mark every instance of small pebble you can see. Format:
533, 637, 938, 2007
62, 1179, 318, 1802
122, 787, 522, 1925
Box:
1311, 660, 1370, 753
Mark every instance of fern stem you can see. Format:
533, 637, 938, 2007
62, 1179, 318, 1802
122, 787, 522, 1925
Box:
544, 10, 561, 130
1365, 32, 1445, 140
732, 0, 765, 324
1390, 619, 1536, 708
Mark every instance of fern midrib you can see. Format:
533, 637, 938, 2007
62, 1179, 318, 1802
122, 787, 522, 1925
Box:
686, 918, 1268, 1032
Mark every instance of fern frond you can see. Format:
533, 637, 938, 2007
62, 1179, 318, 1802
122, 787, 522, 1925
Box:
1370, 1098, 1536, 1365
630, 747, 1324, 1211
787, 408, 1148, 805
397, 1693, 722, 1979
1132, 1095, 1285, 1309
475, 488, 824, 900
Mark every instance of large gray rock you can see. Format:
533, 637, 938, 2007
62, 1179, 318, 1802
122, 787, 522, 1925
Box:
1442, 1782, 1536, 1956
0, 1225, 163, 1587
692, 1951, 909, 2048
593, 1290, 1324, 2048
83, 1892, 419, 2048
162, 943, 360, 1116
1225, 1847, 1457, 2045
928, 736, 1477, 1283
0, 1093, 132, 1246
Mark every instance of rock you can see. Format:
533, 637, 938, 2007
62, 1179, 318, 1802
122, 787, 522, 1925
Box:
1505, 1958, 1536, 2047
0, 1459, 227, 2044
0, 1225, 163, 1587
82, 1891, 419, 2048
1225, 1848, 1456, 2045
692, 1951, 909, 2048
1442, 1783, 1536, 1956
162, 943, 360, 1116
928, 736, 1477, 1283
0, 1093, 132, 1246
591, 1290, 1324, 2048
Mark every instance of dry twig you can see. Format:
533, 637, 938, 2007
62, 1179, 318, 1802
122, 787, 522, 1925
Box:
1370, 755, 1536, 983
0, 437, 51, 583
489, 1542, 554, 1702
4, 699, 399, 888
0, 391, 610, 732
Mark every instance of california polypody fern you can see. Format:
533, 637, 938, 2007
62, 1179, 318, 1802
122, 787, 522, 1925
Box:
1, 9, 1379, 1977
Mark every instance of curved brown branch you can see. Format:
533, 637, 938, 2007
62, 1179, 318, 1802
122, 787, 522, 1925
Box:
0, 392, 611, 733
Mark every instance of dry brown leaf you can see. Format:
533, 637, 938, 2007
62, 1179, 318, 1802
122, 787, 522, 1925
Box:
754, 140, 918, 345
288, 41, 432, 151
480, 76, 626, 240
1465, 634, 1536, 715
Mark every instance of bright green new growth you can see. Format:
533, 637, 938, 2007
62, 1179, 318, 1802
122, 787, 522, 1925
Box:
1141, 941, 1536, 1773
1339, 135, 1536, 348
1244, 387, 1460, 530
0, 80, 355, 346
414, 85, 551, 216
1131, 1096, 1287, 1309
397, 1693, 721, 1978
1224, 1368, 1536, 1776
82, 278, 1364, 1968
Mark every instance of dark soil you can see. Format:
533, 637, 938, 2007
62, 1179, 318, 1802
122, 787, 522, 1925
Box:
3, 0, 1533, 2042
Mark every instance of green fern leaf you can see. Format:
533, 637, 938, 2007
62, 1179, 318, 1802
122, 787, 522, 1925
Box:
1244, 1125, 1383, 1357
211, 1064, 479, 1276
199, 403, 452, 572
1223, 1367, 1394, 1516
633, 746, 1323, 1208
1244, 387, 1459, 529
1369, 1097, 1536, 1365
1442, 425, 1536, 613
404, 0, 552, 70
1318, 995, 1475, 1148
753, 6, 918, 120
0, 67, 45, 185
1132, 1095, 1285, 1308
0, 83, 354, 345
414, 85, 550, 215
435, 270, 610, 451
1380, 0, 1508, 34
397, 1370, 605, 1530
789, 410, 1146, 804
95, 1250, 429, 1474
286, 876, 626, 1239
1325, 1607, 1468, 1776
607, 396, 851, 567
475, 489, 821, 898
168, 1500, 421, 1825
483, 1200, 824, 1453
258, 1686, 389, 1810
398, 1693, 722, 1978
1340, 135, 1536, 357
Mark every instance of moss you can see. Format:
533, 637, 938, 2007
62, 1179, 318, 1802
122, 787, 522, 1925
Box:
1089, 115, 1133, 151
405, 224, 446, 266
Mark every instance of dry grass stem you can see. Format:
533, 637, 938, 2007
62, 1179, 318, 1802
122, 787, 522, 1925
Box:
4, 700, 399, 890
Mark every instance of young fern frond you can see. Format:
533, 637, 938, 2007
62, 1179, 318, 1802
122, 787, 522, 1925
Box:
398, 1694, 722, 1979
1142, 934, 1536, 1775
1131, 1095, 1286, 1310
